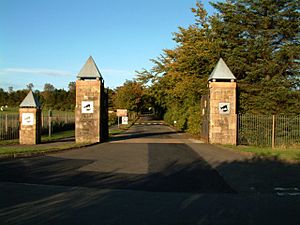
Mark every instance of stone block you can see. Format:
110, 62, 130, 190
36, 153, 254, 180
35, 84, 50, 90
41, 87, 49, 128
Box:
19, 108, 41, 145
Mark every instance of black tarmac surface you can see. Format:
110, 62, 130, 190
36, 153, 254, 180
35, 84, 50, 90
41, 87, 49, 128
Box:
1, 116, 300, 225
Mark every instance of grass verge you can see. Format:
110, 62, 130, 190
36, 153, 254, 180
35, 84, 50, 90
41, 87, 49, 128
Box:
0, 130, 75, 146
42, 130, 74, 142
0, 122, 136, 157
225, 145, 300, 162
0, 130, 80, 157
0, 143, 86, 156
109, 129, 124, 135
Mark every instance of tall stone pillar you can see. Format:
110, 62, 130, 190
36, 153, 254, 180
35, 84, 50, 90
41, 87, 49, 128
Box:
75, 56, 108, 144
208, 58, 237, 145
19, 90, 41, 145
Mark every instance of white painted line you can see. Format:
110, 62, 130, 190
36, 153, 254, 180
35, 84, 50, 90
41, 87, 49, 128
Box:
153, 123, 157, 125
277, 192, 300, 196
141, 123, 145, 125
147, 123, 151, 125
274, 187, 299, 191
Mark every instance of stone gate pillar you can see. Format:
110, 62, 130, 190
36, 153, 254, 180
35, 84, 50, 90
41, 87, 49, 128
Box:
75, 56, 108, 144
208, 58, 237, 145
19, 90, 41, 145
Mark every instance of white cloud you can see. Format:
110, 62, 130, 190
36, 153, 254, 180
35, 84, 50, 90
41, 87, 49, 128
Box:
0, 68, 72, 77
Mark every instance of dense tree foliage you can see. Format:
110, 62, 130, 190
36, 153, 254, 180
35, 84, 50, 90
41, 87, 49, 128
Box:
0, 82, 77, 111
112, 80, 144, 113
210, 0, 300, 114
1, 0, 299, 135
135, 0, 299, 134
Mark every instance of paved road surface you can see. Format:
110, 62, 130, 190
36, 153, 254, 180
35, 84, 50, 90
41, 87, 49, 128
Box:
1, 116, 300, 225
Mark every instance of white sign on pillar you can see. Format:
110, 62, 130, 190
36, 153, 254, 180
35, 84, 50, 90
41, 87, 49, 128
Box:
82, 101, 94, 113
219, 103, 230, 114
22, 113, 34, 125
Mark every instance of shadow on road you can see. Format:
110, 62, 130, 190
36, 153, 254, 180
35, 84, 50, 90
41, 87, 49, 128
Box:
1, 145, 300, 225
109, 130, 182, 142
0, 143, 234, 194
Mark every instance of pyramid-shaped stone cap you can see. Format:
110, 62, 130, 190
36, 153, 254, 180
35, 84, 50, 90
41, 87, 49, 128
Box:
208, 58, 236, 81
77, 56, 103, 79
20, 90, 41, 108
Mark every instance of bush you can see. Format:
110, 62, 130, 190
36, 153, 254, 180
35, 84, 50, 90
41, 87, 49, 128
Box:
164, 105, 188, 131
108, 113, 117, 126
186, 105, 201, 135
164, 104, 201, 134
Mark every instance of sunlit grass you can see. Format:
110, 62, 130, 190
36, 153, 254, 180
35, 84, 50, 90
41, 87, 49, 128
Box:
42, 130, 74, 142
0, 143, 85, 155
226, 145, 300, 162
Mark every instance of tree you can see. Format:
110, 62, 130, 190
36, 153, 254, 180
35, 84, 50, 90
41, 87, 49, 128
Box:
210, 0, 300, 113
8, 86, 13, 93
135, 0, 299, 135
113, 80, 144, 113
68, 82, 76, 92
26, 83, 34, 91
136, 1, 214, 133
43, 83, 55, 92
41, 83, 56, 108
0, 88, 7, 106
67, 82, 76, 110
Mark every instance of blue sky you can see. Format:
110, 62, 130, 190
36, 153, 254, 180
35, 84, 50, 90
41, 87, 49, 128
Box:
0, 0, 220, 91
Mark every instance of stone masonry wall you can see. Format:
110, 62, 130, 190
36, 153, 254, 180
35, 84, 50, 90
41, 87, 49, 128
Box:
75, 80, 101, 143
19, 108, 41, 145
209, 82, 237, 145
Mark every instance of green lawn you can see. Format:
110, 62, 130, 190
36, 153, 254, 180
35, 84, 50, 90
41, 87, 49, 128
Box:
109, 129, 124, 135
0, 143, 85, 155
0, 127, 127, 156
0, 130, 75, 145
227, 145, 300, 162
42, 130, 75, 142
0, 130, 79, 155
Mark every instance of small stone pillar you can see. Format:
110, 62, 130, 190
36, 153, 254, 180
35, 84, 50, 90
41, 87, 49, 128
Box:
75, 56, 108, 144
208, 58, 237, 145
19, 90, 41, 145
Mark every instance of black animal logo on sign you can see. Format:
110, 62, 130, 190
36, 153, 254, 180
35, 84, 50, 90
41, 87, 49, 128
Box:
220, 105, 228, 112
84, 104, 91, 111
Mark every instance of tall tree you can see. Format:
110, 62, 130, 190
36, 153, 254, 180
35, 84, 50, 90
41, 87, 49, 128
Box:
26, 83, 34, 91
43, 83, 55, 92
8, 86, 13, 93
210, 0, 300, 113
113, 80, 144, 113
136, 1, 215, 133
68, 82, 76, 92
41, 83, 56, 108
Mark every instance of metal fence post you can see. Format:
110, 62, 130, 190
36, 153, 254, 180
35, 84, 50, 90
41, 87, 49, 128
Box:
5, 114, 8, 133
48, 110, 52, 138
272, 115, 275, 149
41, 113, 44, 128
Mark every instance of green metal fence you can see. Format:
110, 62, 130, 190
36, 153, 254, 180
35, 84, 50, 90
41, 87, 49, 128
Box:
238, 114, 300, 147
0, 114, 19, 140
0, 113, 75, 141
